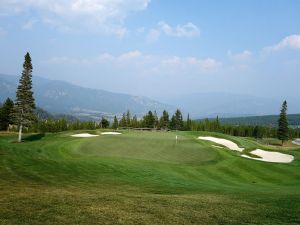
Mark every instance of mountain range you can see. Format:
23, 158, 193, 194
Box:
1, 74, 299, 120
0, 74, 173, 120
165, 93, 300, 119
200, 114, 300, 127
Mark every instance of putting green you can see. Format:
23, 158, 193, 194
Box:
75, 131, 219, 165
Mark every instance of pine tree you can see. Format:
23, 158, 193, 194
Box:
100, 117, 110, 128
0, 98, 14, 131
148, 111, 155, 128
277, 100, 289, 145
143, 111, 155, 128
216, 115, 220, 131
14, 52, 36, 142
153, 111, 159, 128
112, 116, 118, 129
173, 109, 183, 130
131, 115, 138, 128
119, 113, 127, 127
159, 110, 169, 129
126, 110, 131, 127
185, 113, 192, 131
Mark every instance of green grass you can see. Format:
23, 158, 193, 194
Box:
0, 131, 300, 224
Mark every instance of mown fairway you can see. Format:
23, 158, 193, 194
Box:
0, 131, 300, 225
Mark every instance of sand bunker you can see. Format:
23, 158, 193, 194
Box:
198, 136, 244, 152
242, 149, 294, 163
292, 139, 300, 145
71, 133, 99, 138
198, 136, 294, 163
71, 132, 121, 137
101, 132, 122, 135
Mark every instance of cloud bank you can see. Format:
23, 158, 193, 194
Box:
147, 21, 200, 42
0, 0, 151, 36
45, 50, 221, 76
265, 34, 300, 52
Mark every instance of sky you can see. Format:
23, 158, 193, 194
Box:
0, 0, 299, 101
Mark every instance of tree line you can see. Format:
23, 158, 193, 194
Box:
1, 102, 299, 140
112, 109, 187, 130
111, 108, 299, 140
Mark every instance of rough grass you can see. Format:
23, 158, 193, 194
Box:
0, 131, 300, 224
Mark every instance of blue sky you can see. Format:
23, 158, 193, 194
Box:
0, 0, 299, 100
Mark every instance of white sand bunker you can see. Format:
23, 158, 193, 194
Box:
292, 139, 300, 145
71, 133, 99, 138
101, 132, 121, 135
242, 149, 294, 163
198, 136, 244, 152
198, 136, 294, 163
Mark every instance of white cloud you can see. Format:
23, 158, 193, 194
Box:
146, 21, 200, 42
94, 53, 115, 63
264, 35, 300, 51
22, 18, 38, 30
226, 50, 255, 72
158, 21, 200, 38
0, 1, 28, 15
118, 50, 142, 61
198, 58, 221, 70
161, 56, 221, 73
45, 50, 221, 75
0, 0, 151, 36
227, 50, 253, 61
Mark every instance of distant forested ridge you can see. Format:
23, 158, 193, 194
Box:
35, 107, 78, 122
200, 114, 300, 128
0, 74, 174, 120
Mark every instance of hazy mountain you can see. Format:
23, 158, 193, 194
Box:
200, 114, 300, 127
2, 74, 299, 120
35, 107, 78, 122
0, 74, 174, 120
164, 92, 300, 119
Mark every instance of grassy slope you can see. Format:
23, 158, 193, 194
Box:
0, 131, 300, 225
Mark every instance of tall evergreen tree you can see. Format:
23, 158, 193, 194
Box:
14, 52, 36, 142
143, 111, 155, 128
119, 113, 127, 127
170, 115, 176, 130
277, 100, 289, 145
126, 110, 131, 127
112, 116, 118, 129
216, 115, 220, 131
131, 115, 138, 128
0, 98, 14, 131
159, 110, 169, 129
153, 111, 159, 128
186, 113, 192, 130
100, 117, 110, 128
171, 109, 183, 130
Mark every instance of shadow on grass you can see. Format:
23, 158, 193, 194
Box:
23, 133, 45, 142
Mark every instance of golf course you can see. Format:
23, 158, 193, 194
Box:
0, 130, 299, 225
